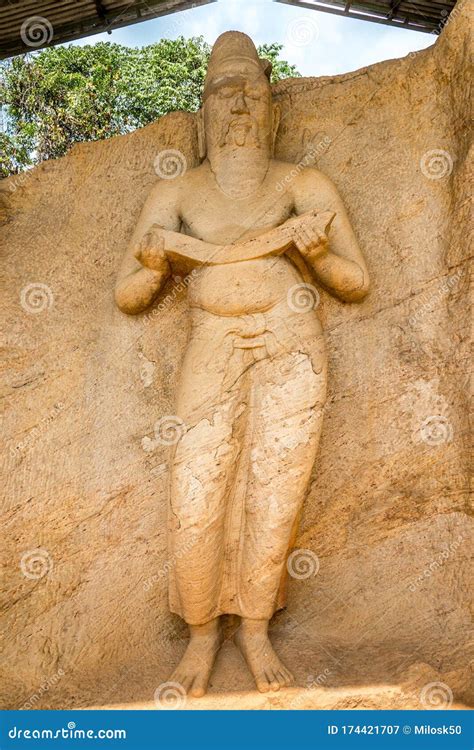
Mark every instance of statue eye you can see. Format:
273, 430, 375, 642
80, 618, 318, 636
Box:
218, 86, 238, 99
246, 88, 262, 100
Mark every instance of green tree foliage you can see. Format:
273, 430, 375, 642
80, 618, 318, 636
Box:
0, 37, 299, 176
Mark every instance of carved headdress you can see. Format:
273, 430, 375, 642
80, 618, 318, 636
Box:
203, 31, 272, 100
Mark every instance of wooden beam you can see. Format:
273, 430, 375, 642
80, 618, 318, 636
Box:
275, 0, 454, 33
0, 0, 216, 59
93, 0, 107, 22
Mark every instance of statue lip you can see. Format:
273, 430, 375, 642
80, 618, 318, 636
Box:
155, 210, 336, 266
221, 116, 256, 147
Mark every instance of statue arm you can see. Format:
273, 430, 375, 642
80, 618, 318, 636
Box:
115, 183, 181, 315
292, 169, 370, 302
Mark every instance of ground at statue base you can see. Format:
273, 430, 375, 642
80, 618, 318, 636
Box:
91, 688, 470, 711
79, 638, 471, 711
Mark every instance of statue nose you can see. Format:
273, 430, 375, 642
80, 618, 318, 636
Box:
231, 93, 249, 114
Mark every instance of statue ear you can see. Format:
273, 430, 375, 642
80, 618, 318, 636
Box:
259, 57, 272, 81
271, 102, 281, 155
197, 107, 206, 160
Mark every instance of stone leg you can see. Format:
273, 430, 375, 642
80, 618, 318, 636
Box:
233, 349, 326, 691
169, 333, 250, 625
167, 332, 251, 695
239, 349, 326, 616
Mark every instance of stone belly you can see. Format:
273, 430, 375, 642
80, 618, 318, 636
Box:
187, 256, 302, 316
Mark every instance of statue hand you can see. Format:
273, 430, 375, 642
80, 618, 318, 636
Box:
292, 216, 330, 262
134, 228, 169, 274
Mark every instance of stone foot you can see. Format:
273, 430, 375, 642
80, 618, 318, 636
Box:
235, 618, 294, 692
170, 618, 222, 697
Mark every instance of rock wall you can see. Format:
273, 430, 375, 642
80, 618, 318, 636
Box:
1, 2, 471, 708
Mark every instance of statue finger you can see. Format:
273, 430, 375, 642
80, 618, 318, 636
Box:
300, 227, 315, 248
308, 219, 325, 239
310, 226, 327, 246
141, 233, 154, 248
293, 227, 307, 251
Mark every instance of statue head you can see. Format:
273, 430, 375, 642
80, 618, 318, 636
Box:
198, 31, 280, 164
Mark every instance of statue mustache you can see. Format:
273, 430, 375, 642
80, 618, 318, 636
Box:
218, 114, 261, 148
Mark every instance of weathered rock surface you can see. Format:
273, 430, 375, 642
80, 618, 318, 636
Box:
0, 2, 471, 709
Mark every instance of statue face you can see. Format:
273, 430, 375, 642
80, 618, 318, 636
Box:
203, 61, 273, 156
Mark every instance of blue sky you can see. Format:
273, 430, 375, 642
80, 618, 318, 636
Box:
74, 0, 435, 77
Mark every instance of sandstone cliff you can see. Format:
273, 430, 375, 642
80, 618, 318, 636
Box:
0, 2, 471, 709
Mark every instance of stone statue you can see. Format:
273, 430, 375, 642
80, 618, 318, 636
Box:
115, 31, 370, 697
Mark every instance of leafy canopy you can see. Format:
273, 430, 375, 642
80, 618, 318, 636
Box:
0, 37, 299, 176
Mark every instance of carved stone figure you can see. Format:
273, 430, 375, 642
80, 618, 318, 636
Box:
115, 31, 369, 697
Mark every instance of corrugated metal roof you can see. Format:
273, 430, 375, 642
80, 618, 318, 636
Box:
0, 0, 215, 59
276, 0, 457, 33
0, 0, 458, 61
